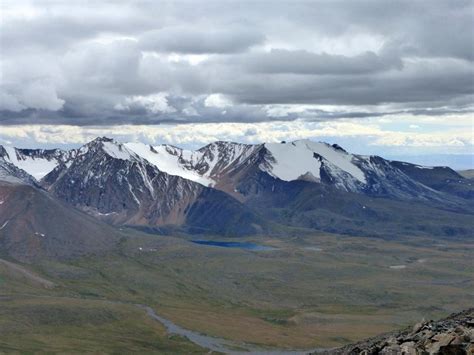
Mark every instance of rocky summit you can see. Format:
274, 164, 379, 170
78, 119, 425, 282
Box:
318, 308, 474, 354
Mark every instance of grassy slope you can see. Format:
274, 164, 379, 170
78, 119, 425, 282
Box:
0, 297, 203, 354
1, 230, 473, 351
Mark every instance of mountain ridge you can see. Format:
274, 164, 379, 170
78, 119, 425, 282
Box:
1, 137, 472, 239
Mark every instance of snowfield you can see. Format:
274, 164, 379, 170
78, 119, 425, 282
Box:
2, 147, 59, 180
264, 140, 366, 183
125, 143, 213, 186
102, 141, 137, 161
264, 141, 323, 181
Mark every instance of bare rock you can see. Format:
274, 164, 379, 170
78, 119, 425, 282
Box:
314, 308, 473, 355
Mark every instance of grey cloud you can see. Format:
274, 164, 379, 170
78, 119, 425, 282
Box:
0, 0, 473, 126
213, 58, 474, 106
274, 1, 473, 60
0, 90, 470, 127
0, 92, 26, 112
243, 49, 403, 75
60, 40, 153, 96
0, 4, 154, 53
140, 27, 265, 54
20, 82, 65, 111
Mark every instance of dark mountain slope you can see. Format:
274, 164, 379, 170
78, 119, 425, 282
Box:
0, 181, 120, 263
391, 161, 474, 200
235, 170, 474, 238
184, 187, 265, 235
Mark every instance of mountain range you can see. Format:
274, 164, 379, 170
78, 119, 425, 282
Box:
1, 137, 473, 261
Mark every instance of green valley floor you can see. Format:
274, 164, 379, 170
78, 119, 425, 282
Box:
1, 230, 473, 353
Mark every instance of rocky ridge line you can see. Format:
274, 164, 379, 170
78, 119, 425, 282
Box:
316, 308, 474, 354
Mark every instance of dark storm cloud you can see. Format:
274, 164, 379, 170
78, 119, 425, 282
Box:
218, 59, 474, 106
0, 0, 473, 125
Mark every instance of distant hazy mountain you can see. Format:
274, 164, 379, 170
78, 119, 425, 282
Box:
391, 161, 473, 200
385, 154, 474, 171
1, 138, 473, 239
458, 169, 474, 179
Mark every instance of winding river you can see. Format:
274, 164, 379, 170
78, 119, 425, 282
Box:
138, 305, 322, 354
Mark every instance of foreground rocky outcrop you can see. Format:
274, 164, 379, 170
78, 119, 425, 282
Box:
317, 308, 474, 354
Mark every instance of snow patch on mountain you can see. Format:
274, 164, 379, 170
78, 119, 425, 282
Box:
264, 142, 322, 181
395, 161, 436, 170
2, 146, 60, 180
124, 143, 213, 186
304, 141, 366, 183
102, 141, 137, 161
264, 140, 366, 183
415, 165, 435, 170
0, 158, 38, 185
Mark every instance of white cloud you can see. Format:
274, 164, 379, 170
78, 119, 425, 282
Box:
167, 53, 209, 66
204, 94, 233, 109
1, 117, 472, 156
115, 93, 176, 114
20, 81, 65, 111
0, 82, 64, 112
0, 91, 26, 112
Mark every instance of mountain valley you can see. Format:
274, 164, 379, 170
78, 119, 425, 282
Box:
0, 138, 473, 353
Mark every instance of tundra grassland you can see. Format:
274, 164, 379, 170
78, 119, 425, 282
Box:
1, 230, 473, 351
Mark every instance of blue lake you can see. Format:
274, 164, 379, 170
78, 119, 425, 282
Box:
191, 240, 276, 251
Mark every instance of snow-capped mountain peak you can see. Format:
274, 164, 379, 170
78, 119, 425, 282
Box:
124, 141, 263, 187
78, 137, 143, 162
2, 137, 371, 189
124, 139, 367, 189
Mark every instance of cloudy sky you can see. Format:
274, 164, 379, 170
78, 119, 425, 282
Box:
0, 1, 473, 168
